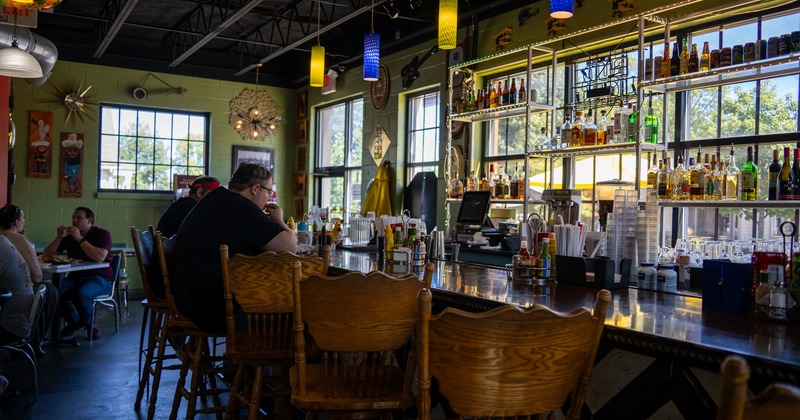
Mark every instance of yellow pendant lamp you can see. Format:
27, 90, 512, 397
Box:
2, 0, 61, 9
438, 0, 457, 50
310, 0, 325, 87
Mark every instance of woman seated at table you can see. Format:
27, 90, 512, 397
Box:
0, 235, 33, 344
0, 205, 59, 355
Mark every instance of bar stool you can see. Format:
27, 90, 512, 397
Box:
716, 355, 800, 419
220, 244, 330, 419
153, 231, 232, 420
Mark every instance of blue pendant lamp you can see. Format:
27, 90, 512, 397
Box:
550, 0, 574, 19
438, 0, 457, 50
363, 0, 380, 81
310, 0, 325, 87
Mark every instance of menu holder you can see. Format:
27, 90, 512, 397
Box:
555, 255, 631, 289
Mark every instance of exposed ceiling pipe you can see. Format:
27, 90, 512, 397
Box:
0, 24, 58, 86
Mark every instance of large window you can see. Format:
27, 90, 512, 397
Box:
407, 90, 440, 181
315, 97, 364, 221
99, 105, 208, 192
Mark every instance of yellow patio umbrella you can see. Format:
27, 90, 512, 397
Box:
361, 160, 393, 217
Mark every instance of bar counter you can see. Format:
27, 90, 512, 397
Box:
329, 249, 800, 387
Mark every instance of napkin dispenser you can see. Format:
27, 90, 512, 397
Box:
556, 255, 631, 289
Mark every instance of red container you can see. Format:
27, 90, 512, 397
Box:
750, 252, 785, 300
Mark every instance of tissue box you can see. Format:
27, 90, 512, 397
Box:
556, 255, 631, 289
701, 259, 752, 313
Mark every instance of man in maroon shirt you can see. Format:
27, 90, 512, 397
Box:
43, 206, 113, 340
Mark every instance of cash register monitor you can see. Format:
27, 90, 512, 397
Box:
456, 191, 494, 230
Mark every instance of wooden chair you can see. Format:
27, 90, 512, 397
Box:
153, 231, 232, 420
290, 262, 434, 419
220, 244, 330, 419
417, 288, 611, 420
132, 226, 182, 419
0, 284, 46, 403
716, 355, 800, 420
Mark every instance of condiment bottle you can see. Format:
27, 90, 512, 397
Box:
384, 226, 394, 259
538, 237, 551, 278
287, 216, 295, 232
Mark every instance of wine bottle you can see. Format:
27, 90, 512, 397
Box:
740, 146, 757, 201
768, 149, 780, 200
670, 41, 680, 76
778, 147, 793, 200
792, 148, 800, 200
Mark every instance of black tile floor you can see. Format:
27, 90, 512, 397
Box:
0, 297, 228, 420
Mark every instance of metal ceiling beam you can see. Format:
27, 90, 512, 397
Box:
94, 0, 141, 58
169, 0, 266, 68
235, 0, 387, 76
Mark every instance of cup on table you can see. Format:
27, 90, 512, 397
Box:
451, 243, 461, 262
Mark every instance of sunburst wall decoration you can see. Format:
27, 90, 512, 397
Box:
229, 64, 282, 141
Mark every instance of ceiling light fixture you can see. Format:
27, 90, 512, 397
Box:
409, 0, 423, 10
363, 0, 380, 81
0, 13, 43, 78
229, 64, 282, 141
438, 0, 457, 50
550, 0, 574, 19
2, 0, 61, 9
310, 0, 325, 87
383, 1, 399, 19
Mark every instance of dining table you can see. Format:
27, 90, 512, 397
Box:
41, 260, 110, 343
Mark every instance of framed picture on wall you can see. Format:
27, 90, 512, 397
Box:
232, 145, 275, 174
295, 120, 307, 144
293, 174, 306, 196
297, 147, 307, 172
297, 90, 308, 119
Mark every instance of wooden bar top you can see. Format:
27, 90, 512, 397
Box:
329, 249, 800, 381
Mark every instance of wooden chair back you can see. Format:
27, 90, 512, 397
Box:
130, 226, 158, 302
716, 355, 800, 420
417, 288, 611, 420
291, 262, 429, 404
153, 230, 185, 320
219, 244, 330, 356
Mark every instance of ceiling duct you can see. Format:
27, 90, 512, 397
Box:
0, 24, 58, 86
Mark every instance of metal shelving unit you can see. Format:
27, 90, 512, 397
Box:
658, 200, 800, 209
529, 141, 665, 159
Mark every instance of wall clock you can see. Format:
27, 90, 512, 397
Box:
50, 81, 95, 125
370, 65, 390, 111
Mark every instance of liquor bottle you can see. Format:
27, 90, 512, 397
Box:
699, 41, 711, 71
538, 237, 551, 278
518, 78, 526, 103
509, 164, 519, 199
740, 146, 758, 200
792, 148, 800, 200
658, 158, 672, 199
571, 111, 585, 147
613, 101, 628, 143
479, 172, 490, 193
501, 172, 511, 199
644, 108, 659, 144
536, 127, 549, 150
702, 154, 713, 199
679, 39, 689, 75
687, 157, 696, 197
724, 145, 740, 200
689, 149, 704, 200
768, 148, 781, 200
688, 43, 699, 73
647, 154, 659, 190
674, 154, 689, 200
660, 42, 671, 78
778, 147, 793, 200
509, 79, 517, 105
489, 84, 497, 108
705, 159, 717, 200
485, 83, 491, 109
561, 110, 573, 147
466, 170, 478, 192
670, 41, 680, 76
597, 110, 609, 144
476, 89, 484, 110
626, 103, 637, 142
552, 127, 562, 150
517, 167, 526, 199
501, 80, 509, 105
497, 81, 505, 106
448, 178, 463, 199
487, 164, 496, 198
583, 111, 597, 146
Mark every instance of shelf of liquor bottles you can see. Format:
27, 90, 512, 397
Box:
640, 53, 800, 94
657, 200, 800, 209
528, 141, 665, 158
446, 198, 529, 204
448, 102, 556, 123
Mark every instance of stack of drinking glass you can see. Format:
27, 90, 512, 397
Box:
637, 189, 660, 267
606, 189, 639, 276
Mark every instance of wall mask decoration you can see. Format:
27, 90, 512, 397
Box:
545, 17, 568, 37
610, 0, 635, 18
28, 111, 52, 178
60, 132, 83, 197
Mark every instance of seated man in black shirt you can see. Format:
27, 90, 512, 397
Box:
157, 176, 220, 238
172, 163, 296, 332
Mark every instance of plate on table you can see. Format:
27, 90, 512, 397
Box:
42, 256, 78, 265
39, 263, 52, 269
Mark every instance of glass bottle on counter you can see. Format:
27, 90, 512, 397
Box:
583, 111, 597, 146
689, 149, 704, 200
740, 146, 758, 201
501, 80, 509, 106
394, 226, 404, 249
509, 79, 517, 105
536, 127, 549, 150
518, 78, 526, 103
613, 101, 628, 143
448, 177, 463, 199
680, 39, 690, 74
644, 107, 659, 144
561, 111, 573, 147
792, 148, 800, 199
768, 149, 780, 200
538, 237, 551, 278
778, 147, 793, 200
626, 103, 637, 142
688, 43, 699, 73
509, 164, 520, 200
497, 81, 505, 107
465, 170, 477, 192
660, 42, 671, 78
517, 166, 527, 200
658, 157, 672, 199
700, 41, 711, 71
670, 41, 680, 76
517, 239, 533, 279
570, 111, 585, 147
494, 166, 506, 199
489, 83, 497, 108
597, 110, 609, 144
724, 145, 740, 200
647, 154, 659, 190
673, 154, 689, 200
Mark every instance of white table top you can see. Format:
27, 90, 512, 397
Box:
41, 260, 110, 274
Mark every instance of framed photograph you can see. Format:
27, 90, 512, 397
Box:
293, 174, 306, 196
297, 147, 307, 172
296, 90, 308, 119
29, 111, 53, 178
295, 120, 307, 144
232, 145, 275, 174
294, 198, 305, 218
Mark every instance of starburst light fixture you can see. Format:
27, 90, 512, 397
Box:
229, 64, 282, 141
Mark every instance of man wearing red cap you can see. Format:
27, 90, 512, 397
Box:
157, 176, 220, 238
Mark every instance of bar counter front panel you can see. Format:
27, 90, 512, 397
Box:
329, 249, 800, 387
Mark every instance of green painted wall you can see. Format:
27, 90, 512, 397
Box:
11, 61, 295, 289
